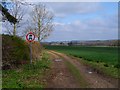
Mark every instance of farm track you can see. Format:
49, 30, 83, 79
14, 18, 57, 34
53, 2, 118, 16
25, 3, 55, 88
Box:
45, 51, 80, 88
46, 50, 118, 88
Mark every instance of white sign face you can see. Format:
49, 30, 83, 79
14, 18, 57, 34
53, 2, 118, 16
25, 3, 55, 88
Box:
26, 32, 35, 42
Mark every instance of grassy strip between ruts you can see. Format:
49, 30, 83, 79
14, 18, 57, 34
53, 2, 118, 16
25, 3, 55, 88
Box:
64, 60, 90, 88
2, 52, 51, 88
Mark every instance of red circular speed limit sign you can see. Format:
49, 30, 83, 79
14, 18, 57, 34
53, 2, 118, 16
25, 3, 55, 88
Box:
26, 32, 35, 42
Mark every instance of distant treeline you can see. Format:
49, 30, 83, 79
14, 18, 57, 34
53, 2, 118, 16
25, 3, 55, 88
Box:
42, 40, 120, 46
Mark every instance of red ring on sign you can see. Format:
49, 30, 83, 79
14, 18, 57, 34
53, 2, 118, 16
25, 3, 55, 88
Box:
26, 32, 35, 42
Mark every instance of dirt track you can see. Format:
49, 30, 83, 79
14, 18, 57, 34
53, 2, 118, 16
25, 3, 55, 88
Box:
46, 51, 80, 88
45, 50, 118, 88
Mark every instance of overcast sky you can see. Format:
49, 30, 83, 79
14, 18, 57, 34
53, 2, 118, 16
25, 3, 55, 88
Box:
2, 1, 118, 41
43, 2, 118, 41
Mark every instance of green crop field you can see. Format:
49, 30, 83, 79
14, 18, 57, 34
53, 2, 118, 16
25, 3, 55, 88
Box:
45, 45, 119, 68
45, 45, 119, 78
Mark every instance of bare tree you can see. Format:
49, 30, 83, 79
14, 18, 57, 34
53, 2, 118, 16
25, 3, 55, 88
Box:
30, 3, 54, 43
3, 0, 25, 36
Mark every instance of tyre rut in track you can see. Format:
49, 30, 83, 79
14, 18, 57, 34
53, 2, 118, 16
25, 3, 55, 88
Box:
49, 50, 118, 88
45, 51, 80, 88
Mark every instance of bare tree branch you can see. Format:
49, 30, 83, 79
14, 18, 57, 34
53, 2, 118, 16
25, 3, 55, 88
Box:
29, 3, 54, 43
3, 0, 25, 36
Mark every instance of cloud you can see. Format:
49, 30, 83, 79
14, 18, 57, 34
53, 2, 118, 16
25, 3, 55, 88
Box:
47, 13, 118, 41
86, 14, 118, 29
45, 2, 102, 17
53, 22, 65, 26
24, 0, 119, 2
2, 2, 118, 41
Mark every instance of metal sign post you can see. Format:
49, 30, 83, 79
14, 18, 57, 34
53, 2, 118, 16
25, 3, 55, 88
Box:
26, 32, 35, 64
30, 42, 32, 64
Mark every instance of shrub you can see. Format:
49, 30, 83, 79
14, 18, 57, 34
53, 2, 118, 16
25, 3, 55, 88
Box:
2, 34, 30, 69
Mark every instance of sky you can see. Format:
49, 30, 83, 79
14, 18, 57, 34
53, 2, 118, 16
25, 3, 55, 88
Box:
1, 1, 119, 42
44, 2, 118, 41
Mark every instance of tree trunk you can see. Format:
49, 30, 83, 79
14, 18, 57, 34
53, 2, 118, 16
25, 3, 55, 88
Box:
38, 25, 40, 44
38, 36, 41, 44
13, 23, 17, 36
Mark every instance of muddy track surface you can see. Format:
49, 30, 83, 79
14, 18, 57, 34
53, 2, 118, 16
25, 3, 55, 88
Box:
45, 51, 80, 88
45, 50, 118, 88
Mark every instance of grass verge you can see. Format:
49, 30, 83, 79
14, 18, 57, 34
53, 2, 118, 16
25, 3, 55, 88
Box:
81, 59, 119, 79
65, 60, 89, 88
70, 56, 119, 79
2, 52, 51, 88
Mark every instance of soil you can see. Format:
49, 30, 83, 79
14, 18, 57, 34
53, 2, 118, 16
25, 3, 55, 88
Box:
45, 51, 80, 88
44, 50, 118, 88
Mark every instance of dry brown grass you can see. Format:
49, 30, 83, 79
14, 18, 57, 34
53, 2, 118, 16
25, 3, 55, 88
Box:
25, 41, 43, 62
